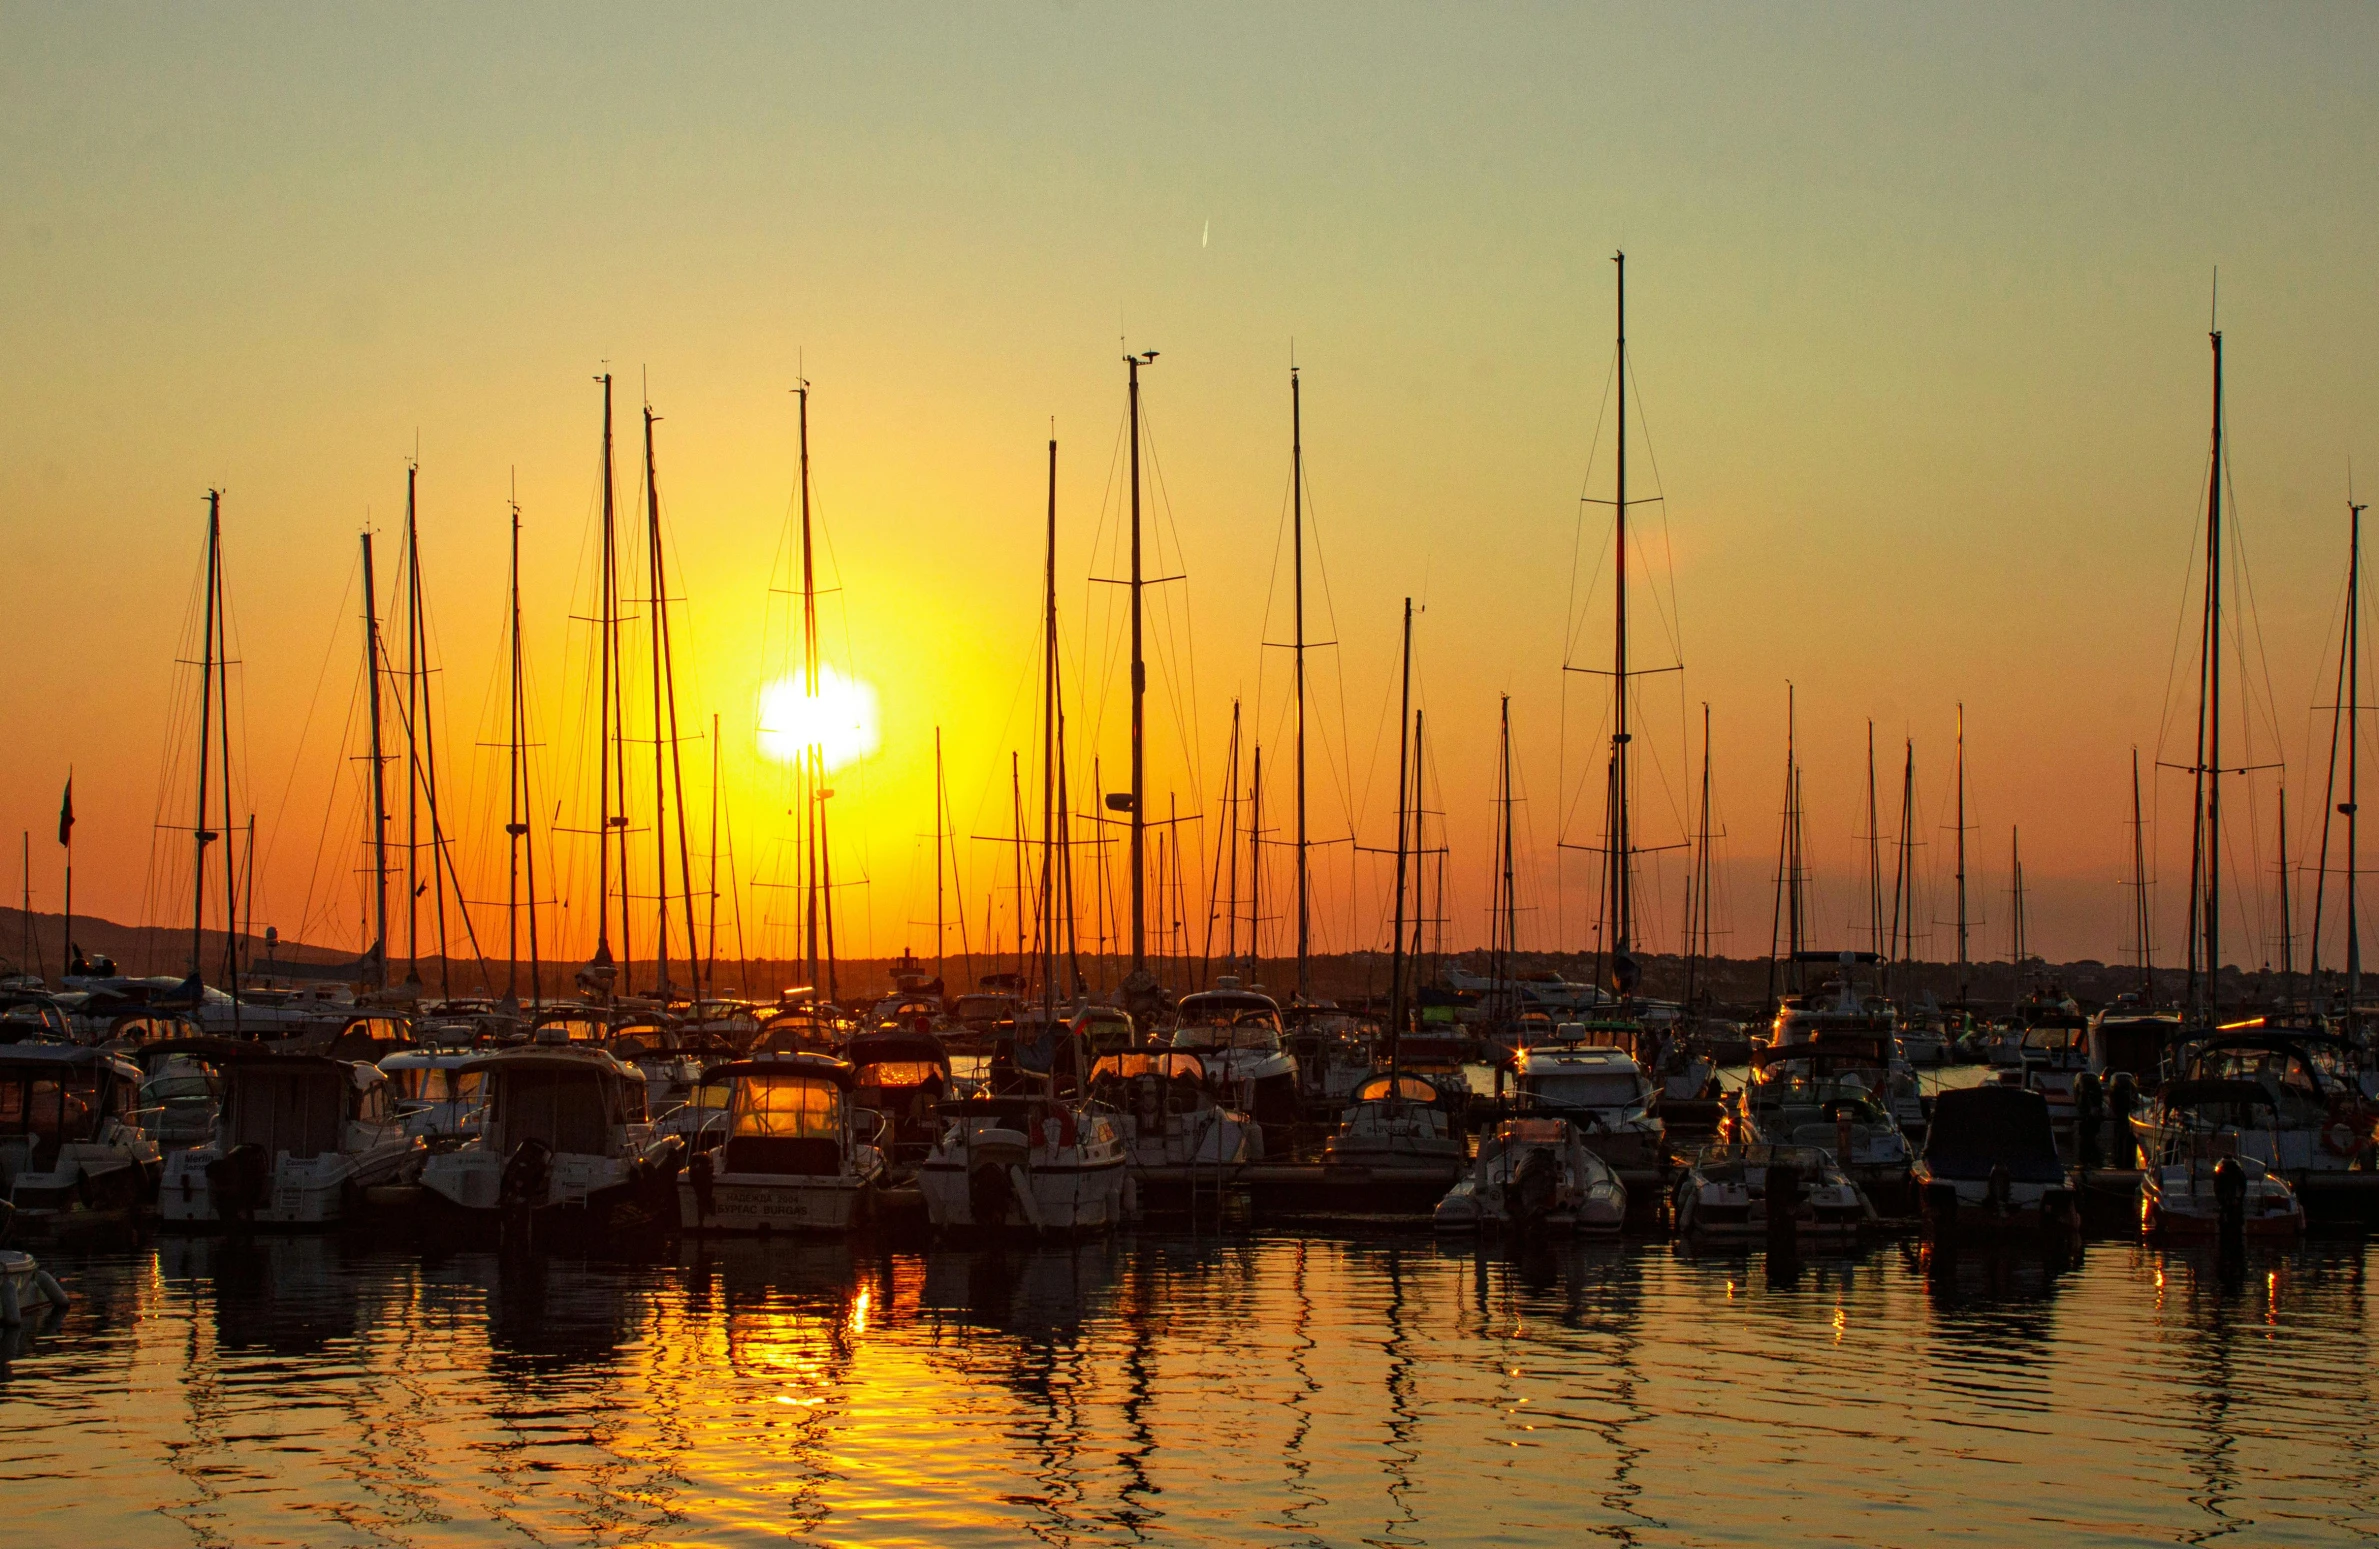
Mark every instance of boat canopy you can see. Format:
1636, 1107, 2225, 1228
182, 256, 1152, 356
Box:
1920, 1085, 2065, 1184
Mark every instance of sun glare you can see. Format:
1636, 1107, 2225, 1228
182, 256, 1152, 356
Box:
756, 668, 880, 771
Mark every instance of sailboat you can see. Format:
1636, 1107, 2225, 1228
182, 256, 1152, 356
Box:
920, 431, 1128, 1234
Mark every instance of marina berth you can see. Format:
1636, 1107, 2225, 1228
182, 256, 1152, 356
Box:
1911, 1084, 2075, 1239
416, 1045, 683, 1234
1321, 1072, 1465, 1202
0, 1044, 161, 1236
1088, 1048, 1258, 1204
918, 1092, 1127, 1235
679, 1053, 884, 1234
1434, 1117, 1625, 1236
159, 1052, 419, 1229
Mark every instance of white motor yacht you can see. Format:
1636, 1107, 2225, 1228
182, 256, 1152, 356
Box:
1911, 1084, 2075, 1239
377, 1046, 487, 1149
680, 1054, 884, 1233
919, 1091, 1127, 1234
1434, 1117, 1624, 1235
1087, 1048, 1259, 1208
1513, 1043, 1666, 1174
1169, 982, 1302, 1144
0, 1044, 161, 1235
2137, 1080, 2306, 1241
418, 1045, 683, 1233
160, 1053, 419, 1228
1321, 1072, 1466, 1197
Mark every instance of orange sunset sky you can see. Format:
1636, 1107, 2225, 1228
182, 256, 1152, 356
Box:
6, 5, 2379, 979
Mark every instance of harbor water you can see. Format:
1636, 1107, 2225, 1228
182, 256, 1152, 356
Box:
4, 1230, 2373, 1546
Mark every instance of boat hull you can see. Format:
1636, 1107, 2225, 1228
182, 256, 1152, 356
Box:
159, 1140, 419, 1229
679, 1172, 873, 1234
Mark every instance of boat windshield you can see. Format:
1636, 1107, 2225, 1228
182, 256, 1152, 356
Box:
0, 1071, 102, 1142
2022, 1025, 2085, 1055
1526, 1073, 1642, 1110
855, 1061, 942, 1089
732, 1077, 843, 1140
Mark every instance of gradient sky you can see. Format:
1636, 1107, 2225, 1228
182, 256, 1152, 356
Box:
6, 4, 2379, 978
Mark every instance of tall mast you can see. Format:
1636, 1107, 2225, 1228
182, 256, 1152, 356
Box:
193, 493, 223, 983
1786, 686, 1804, 974
1955, 703, 1969, 1004
934, 726, 948, 984
1683, 702, 1707, 1007
2200, 325, 2226, 1024
644, 403, 670, 995
1866, 721, 1882, 959
2279, 787, 2294, 991
1609, 250, 1635, 990
2009, 826, 2027, 972
2131, 748, 2152, 1000
593, 373, 618, 985
402, 463, 420, 985
1387, 597, 1414, 1052
1498, 694, 1519, 1019
1043, 435, 1059, 1016
2351, 498, 2365, 1025
708, 711, 721, 998
1291, 365, 1310, 999
796, 378, 824, 998
359, 525, 390, 990
1125, 349, 1156, 975
505, 492, 525, 1002
1248, 743, 1264, 980
1011, 751, 1027, 980
1218, 701, 1240, 970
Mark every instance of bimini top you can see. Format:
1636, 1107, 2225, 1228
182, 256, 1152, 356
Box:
1920, 1084, 2064, 1185
703, 1053, 854, 1089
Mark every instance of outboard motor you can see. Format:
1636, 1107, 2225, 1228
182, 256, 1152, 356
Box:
1508, 1146, 1559, 1231
205, 1143, 273, 1226
2106, 1072, 2139, 1168
499, 1137, 554, 1215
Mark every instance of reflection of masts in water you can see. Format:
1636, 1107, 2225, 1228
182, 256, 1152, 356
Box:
358, 524, 390, 991
2311, 497, 2366, 1031
642, 399, 702, 1001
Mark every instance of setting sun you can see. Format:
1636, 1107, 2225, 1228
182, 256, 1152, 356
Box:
756, 667, 880, 772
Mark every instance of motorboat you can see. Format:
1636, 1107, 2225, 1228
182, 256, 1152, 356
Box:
679, 1053, 885, 1234
1735, 1034, 1914, 1206
417, 1045, 683, 1233
160, 1052, 419, 1228
2087, 1001, 2179, 1082
605, 1011, 714, 1116
377, 1046, 486, 1149
1434, 1117, 1624, 1235
1673, 1142, 1875, 1243
1767, 957, 1896, 1050
0, 994, 76, 1044
1169, 982, 1301, 1145
1895, 1014, 1951, 1067
679, 999, 763, 1048
1512, 1042, 1665, 1174
1321, 1072, 1466, 1200
918, 1091, 1128, 1233
1087, 1049, 1260, 1200
135, 1049, 221, 1150
1073, 1004, 1138, 1057
750, 1004, 846, 1057
1911, 1084, 2074, 1238
846, 1029, 955, 1179
326, 1013, 416, 1063
0, 1044, 161, 1235
2017, 1012, 2092, 1120
2137, 1080, 2306, 1240
0, 1248, 68, 1326
2131, 1028, 2378, 1197
1284, 1003, 1373, 1113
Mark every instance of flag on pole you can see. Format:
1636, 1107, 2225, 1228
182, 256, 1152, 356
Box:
57, 776, 73, 847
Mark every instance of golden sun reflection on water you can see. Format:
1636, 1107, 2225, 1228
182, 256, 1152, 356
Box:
5, 1233, 2376, 1547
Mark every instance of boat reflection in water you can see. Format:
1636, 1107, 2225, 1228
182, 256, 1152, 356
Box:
7, 1229, 2379, 1546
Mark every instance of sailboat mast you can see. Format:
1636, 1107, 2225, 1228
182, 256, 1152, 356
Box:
1387, 597, 1414, 1050
797, 379, 822, 998
2351, 499, 2365, 1023
1043, 435, 1058, 1016
193, 493, 223, 982
403, 463, 420, 983
1500, 694, 1519, 1018
505, 494, 524, 1002
1248, 743, 1263, 980
359, 526, 390, 989
1610, 250, 1634, 984
708, 711, 721, 999
1220, 702, 1240, 969
643, 403, 672, 995
2202, 325, 2226, 1022
2131, 748, 2151, 999
1126, 350, 1155, 974
934, 726, 948, 984
1866, 722, 1883, 958
1955, 703, 1969, 1003
594, 373, 617, 983
2010, 826, 2027, 971
1292, 365, 1309, 999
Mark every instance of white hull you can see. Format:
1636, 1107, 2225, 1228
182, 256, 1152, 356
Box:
679, 1172, 871, 1233
160, 1139, 417, 1227
920, 1155, 1128, 1231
